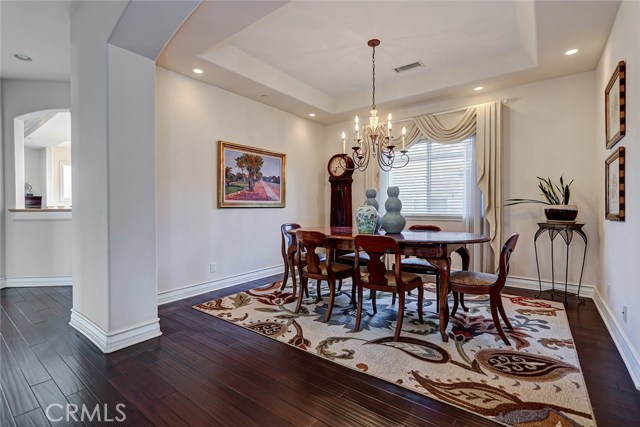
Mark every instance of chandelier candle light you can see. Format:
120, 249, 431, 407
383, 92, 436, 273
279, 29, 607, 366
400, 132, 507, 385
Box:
341, 39, 409, 172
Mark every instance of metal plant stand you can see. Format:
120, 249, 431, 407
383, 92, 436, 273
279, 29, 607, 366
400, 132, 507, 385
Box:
533, 222, 587, 304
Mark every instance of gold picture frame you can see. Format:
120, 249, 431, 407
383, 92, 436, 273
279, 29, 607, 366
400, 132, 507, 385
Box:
605, 146, 625, 221
217, 141, 286, 208
605, 60, 625, 149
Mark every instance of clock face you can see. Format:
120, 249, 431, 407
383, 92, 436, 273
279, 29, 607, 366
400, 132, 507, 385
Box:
329, 155, 347, 177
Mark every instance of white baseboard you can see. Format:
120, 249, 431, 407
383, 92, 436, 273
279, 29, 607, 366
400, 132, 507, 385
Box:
506, 275, 594, 298
0, 277, 6, 289
69, 309, 162, 354
592, 289, 640, 390
157, 265, 283, 305
3, 276, 73, 288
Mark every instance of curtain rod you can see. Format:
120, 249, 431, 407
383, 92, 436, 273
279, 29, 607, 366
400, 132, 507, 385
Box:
395, 98, 510, 123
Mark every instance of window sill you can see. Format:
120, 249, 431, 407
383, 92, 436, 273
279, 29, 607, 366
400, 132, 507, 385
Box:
8, 208, 72, 221
404, 216, 463, 222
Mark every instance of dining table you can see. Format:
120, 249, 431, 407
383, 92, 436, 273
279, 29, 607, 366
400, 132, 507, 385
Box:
287, 226, 490, 342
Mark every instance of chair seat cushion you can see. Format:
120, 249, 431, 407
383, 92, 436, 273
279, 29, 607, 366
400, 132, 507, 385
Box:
337, 252, 370, 263
361, 270, 420, 287
449, 270, 498, 287
303, 262, 351, 276
300, 253, 326, 263
400, 257, 438, 273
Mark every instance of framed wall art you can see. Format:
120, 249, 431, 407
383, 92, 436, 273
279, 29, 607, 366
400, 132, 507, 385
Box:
218, 141, 286, 208
605, 60, 625, 149
605, 146, 625, 221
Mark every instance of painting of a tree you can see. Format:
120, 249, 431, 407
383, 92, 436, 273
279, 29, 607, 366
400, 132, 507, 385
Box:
235, 154, 264, 192
218, 141, 286, 208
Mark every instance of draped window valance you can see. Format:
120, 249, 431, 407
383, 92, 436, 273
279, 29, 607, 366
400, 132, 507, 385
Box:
369, 101, 503, 270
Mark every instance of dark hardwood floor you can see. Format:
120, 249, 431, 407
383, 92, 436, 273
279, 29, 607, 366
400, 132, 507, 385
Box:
1, 276, 639, 426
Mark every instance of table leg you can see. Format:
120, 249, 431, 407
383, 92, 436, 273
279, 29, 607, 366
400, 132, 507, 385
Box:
433, 257, 451, 342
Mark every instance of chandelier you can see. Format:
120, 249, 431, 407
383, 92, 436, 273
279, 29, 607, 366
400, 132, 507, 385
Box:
341, 39, 409, 172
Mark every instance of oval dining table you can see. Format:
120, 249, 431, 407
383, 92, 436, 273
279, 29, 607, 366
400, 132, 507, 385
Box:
287, 226, 490, 342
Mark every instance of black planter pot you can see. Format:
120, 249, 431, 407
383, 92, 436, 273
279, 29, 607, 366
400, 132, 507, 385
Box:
544, 205, 578, 222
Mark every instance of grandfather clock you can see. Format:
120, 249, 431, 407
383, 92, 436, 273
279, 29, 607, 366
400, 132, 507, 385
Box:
327, 154, 354, 226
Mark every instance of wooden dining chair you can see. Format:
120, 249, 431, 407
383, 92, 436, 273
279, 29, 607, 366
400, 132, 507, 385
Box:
294, 230, 354, 322
280, 223, 325, 297
353, 234, 424, 341
280, 223, 301, 294
449, 233, 519, 345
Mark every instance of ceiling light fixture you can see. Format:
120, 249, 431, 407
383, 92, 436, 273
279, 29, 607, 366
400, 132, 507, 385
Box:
474, 86, 484, 91
192, 68, 203, 74
343, 39, 408, 172
565, 49, 579, 56
14, 53, 32, 61
308, 113, 316, 117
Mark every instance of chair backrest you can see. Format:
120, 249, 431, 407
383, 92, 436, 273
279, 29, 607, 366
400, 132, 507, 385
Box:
354, 234, 401, 287
281, 223, 301, 257
408, 224, 442, 232
295, 230, 329, 275
495, 233, 519, 290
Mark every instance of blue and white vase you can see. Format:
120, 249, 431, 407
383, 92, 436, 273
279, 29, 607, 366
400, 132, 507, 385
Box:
356, 204, 378, 234
382, 186, 406, 234
364, 188, 383, 233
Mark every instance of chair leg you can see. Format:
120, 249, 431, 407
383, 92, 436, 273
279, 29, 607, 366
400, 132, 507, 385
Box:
460, 293, 468, 312
316, 280, 322, 302
435, 273, 440, 313
354, 285, 364, 332
394, 292, 406, 341
392, 293, 396, 305
417, 286, 424, 324
325, 280, 336, 322
280, 259, 289, 291
490, 295, 511, 346
337, 279, 343, 292
350, 280, 357, 308
372, 291, 378, 315
451, 291, 459, 317
295, 277, 307, 313
290, 256, 297, 298
497, 295, 512, 329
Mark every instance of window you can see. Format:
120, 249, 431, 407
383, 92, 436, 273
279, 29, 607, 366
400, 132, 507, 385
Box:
60, 161, 72, 202
388, 136, 473, 218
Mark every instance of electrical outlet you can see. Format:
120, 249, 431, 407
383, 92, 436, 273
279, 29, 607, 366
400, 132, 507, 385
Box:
622, 305, 628, 323
209, 262, 217, 273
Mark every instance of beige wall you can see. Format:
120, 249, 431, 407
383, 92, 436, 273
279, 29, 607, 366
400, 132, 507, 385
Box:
324, 71, 598, 287
595, 0, 640, 385
155, 67, 327, 298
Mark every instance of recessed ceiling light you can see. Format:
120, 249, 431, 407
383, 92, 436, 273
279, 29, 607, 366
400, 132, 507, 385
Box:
565, 49, 579, 56
308, 113, 316, 117
14, 53, 32, 61
474, 86, 484, 91
192, 68, 203, 74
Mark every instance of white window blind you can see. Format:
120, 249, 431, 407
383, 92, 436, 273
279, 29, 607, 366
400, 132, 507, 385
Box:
389, 137, 472, 218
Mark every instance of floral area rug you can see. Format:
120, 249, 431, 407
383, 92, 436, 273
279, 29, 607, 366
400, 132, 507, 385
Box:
193, 281, 596, 427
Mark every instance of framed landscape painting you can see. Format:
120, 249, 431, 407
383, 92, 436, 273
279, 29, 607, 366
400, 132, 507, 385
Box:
218, 141, 286, 208
605, 60, 625, 149
605, 146, 625, 221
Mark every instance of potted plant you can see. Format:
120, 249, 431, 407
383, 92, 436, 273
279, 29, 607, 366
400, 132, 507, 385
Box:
505, 175, 578, 222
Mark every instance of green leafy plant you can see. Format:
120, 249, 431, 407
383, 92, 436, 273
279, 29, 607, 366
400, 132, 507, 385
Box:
505, 175, 574, 206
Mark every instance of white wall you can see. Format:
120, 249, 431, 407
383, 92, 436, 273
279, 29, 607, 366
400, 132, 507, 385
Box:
324, 72, 598, 287
1, 79, 72, 279
595, 0, 640, 385
0, 79, 4, 282
156, 67, 327, 298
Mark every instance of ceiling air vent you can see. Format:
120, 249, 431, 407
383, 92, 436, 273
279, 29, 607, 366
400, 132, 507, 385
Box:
393, 61, 424, 73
